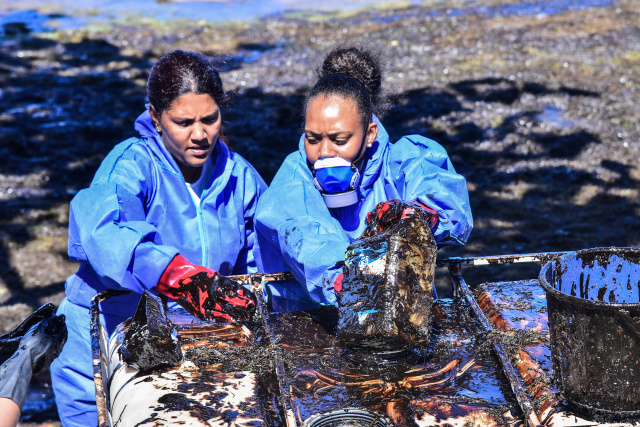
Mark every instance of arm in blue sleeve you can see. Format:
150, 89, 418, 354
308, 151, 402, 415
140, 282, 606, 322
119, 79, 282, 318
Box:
68, 154, 178, 294
232, 164, 268, 275
274, 218, 348, 305
390, 135, 473, 246
255, 159, 348, 305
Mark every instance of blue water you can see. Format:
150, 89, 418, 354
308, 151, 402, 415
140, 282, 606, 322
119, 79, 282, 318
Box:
0, 0, 619, 36
368, 0, 615, 23
537, 106, 576, 128
0, 0, 417, 34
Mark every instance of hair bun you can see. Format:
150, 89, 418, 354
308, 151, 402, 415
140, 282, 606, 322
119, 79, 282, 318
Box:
319, 46, 382, 104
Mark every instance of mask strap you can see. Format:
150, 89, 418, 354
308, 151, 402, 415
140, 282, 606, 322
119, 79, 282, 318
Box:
313, 175, 323, 192
345, 120, 370, 191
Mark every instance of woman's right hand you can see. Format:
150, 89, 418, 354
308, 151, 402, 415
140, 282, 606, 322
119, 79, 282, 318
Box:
365, 199, 438, 235
155, 255, 256, 322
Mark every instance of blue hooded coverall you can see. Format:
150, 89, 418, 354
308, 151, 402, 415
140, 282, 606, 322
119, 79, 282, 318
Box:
254, 117, 473, 312
50, 111, 266, 426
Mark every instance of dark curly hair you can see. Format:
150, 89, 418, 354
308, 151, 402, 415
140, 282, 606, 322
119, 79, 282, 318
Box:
304, 46, 387, 131
147, 49, 227, 115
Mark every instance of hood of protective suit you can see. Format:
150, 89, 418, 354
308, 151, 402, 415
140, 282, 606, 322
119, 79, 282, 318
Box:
134, 110, 185, 175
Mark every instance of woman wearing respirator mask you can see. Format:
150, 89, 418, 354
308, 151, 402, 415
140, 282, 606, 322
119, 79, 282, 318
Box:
254, 46, 473, 312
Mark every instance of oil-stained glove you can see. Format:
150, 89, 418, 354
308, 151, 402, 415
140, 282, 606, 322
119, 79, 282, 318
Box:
365, 199, 438, 235
0, 312, 67, 410
155, 254, 257, 322
0, 303, 56, 365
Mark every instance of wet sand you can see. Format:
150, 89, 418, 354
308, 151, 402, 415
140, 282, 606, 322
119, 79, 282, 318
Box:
0, 0, 638, 424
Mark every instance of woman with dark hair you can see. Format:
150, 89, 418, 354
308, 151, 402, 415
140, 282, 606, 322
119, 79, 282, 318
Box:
254, 46, 473, 312
50, 50, 265, 426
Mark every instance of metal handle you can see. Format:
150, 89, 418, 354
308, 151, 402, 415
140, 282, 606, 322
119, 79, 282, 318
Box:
437, 251, 568, 268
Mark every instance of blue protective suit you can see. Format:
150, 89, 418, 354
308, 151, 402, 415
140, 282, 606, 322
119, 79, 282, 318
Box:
50, 110, 266, 427
254, 117, 472, 312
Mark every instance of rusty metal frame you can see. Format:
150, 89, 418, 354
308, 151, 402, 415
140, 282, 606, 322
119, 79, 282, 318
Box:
248, 273, 299, 427
91, 289, 133, 427
437, 251, 566, 268
232, 271, 295, 285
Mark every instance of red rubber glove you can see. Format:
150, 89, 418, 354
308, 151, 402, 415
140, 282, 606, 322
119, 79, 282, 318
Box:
365, 199, 438, 235
155, 255, 256, 322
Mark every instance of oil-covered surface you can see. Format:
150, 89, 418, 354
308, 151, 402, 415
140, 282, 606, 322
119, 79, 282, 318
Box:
539, 248, 640, 420
96, 269, 640, 426
104, 304, 282, 426
270, 301, 518, 426
475, 280, 548, 333
475, 280, 570, 424
339, 216, 437, 347
119, 291, 182, 371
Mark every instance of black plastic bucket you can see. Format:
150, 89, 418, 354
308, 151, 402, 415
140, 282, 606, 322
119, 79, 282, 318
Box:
539, 247, 640, 419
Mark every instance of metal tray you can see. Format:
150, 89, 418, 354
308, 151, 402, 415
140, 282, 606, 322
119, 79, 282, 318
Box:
91, 252, 639, 426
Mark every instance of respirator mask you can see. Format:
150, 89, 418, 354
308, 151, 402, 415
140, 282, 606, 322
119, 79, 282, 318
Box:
312, 157, 362, 208
312, 122, 372, 208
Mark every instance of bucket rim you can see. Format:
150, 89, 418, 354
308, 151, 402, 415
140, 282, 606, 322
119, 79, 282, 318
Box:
539, 246, 640, 310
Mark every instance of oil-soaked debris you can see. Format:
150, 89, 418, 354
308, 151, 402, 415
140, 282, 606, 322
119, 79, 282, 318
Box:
151, 310, 286, 425
157, 393, 221, 420
475, 329, 548, 357
339, 215, 437, 346
269, 299, 518, 425
181, 322, 287, 381
120, 291, 182, 371
475, 282, 538, 312
417, 396, 516, 426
